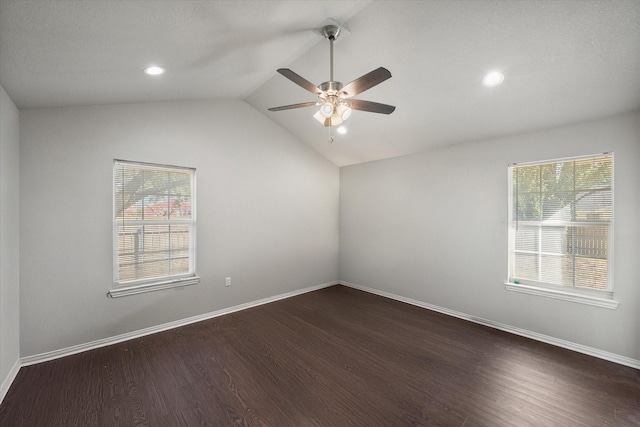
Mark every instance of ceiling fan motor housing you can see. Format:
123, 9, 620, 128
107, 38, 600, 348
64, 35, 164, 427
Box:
319, 81, 343, 94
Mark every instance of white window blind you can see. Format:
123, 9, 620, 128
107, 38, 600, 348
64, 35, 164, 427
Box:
508, 154, 612, 294
112, 160, 197, 295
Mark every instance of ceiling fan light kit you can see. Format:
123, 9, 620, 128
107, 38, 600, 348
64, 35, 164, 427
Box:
268, 23, 395, 138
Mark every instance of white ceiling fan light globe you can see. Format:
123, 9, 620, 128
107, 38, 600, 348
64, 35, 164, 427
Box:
330, 114, 344, 126
337, 104, 352, 121
320, 102, 334, 118
313, 110, 328, 125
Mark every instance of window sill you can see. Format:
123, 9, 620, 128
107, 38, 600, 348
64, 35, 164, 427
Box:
504, 282, 619, 309
108, 276, 200, 298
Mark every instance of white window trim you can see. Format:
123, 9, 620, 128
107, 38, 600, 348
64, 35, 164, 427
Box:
108, 275, 200, 298
506, 152, 616, 309
110, 159, 199, 298
504, 282, 618, 309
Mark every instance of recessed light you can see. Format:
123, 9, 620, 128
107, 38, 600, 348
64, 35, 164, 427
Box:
337, 126, 347, 135
144, 66, 166, 76
482, 71, 504, 87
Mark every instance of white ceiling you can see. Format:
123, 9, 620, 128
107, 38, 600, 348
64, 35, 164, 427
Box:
1, 1, 639, 166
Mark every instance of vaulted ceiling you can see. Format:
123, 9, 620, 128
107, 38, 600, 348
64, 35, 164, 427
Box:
1, 1, 639, 166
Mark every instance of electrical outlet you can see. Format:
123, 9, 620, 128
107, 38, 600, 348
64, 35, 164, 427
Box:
225, 277, 231, 287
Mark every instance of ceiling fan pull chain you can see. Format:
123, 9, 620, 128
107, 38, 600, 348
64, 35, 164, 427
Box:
328, 123, 334, 144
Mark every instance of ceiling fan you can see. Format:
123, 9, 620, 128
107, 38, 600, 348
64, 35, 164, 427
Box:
268, 24, 395, 131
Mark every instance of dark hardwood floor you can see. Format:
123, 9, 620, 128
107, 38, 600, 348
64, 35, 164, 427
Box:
1, 285, 639, 426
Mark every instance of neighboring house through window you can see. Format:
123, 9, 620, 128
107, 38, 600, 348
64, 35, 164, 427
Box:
507, 153, 617, 308
110, 160, 198, 297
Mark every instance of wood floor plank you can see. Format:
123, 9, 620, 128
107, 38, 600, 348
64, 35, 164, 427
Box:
1, 285, 639, 426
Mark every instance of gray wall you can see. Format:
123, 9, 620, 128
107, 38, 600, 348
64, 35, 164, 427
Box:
0, 85, 20, 385
20, 99, 339, 357
340, 112, 640, 360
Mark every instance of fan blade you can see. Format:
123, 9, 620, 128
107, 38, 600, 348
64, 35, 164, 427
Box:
339, 67, 392, 98
268, 101, 318, 112
277, 69, 322, 95
346, 99, 396, 114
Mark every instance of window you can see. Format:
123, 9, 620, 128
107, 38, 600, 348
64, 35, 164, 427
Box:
507, 153, 616, 308
110, 160, 198, 297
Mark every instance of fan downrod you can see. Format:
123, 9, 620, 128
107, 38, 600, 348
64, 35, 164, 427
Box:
322, 25, 341, 83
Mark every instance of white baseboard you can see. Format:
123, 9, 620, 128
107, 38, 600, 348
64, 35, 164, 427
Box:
340, 281, 640, 370
0, 358, 21, 404
21, 280, 338, 367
